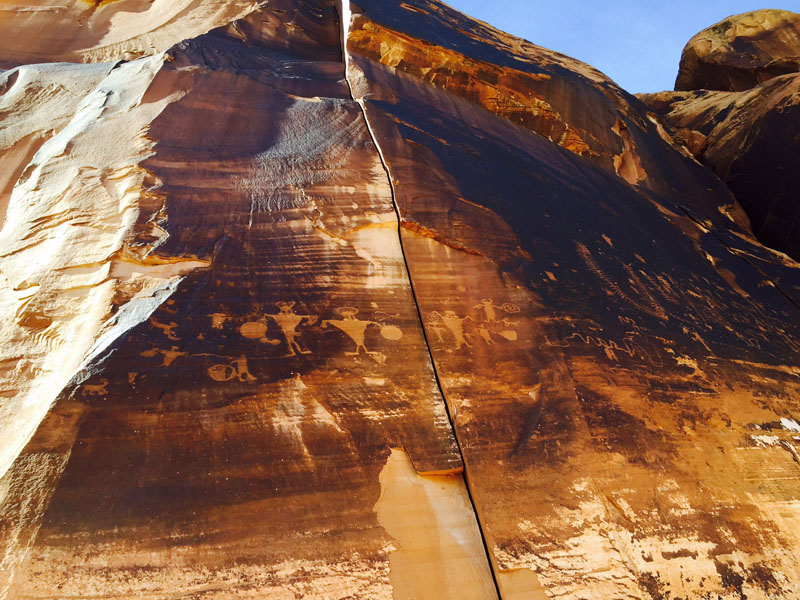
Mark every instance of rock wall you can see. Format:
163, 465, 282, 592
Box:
1, 1, 799, 599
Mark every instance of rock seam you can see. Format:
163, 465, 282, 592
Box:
335, 1, 503, 597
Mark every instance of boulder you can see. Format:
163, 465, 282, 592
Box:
675, 9, 800, 91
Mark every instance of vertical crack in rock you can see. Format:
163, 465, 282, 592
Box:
374, 448, 499, 600
337, 2, 501, 597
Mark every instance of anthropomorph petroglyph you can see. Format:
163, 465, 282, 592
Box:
265, 302, 318, 357
474, 299, 500, 323
322, 307, 403, 363
428, 300, 521, 350
473, 299, 520, 324
428, 311, 473, 349
477, 323, 495, 345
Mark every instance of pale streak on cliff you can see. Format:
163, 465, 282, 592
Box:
0, 0, 260, 66
0, 54, 206, 483
374, 449, 497, 600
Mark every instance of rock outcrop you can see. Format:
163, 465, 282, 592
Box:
675, 9, 800, 92
1, 1, 799, 599
641, 8, 800, 261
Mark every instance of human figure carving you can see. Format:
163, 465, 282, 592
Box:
477, 323, 495, 345
429, 310, 473, 349
474, 299, 499, 323
323, 307, 380, 357
266, 301, 318, 357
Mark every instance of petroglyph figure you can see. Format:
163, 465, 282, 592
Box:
82, 378, 108, 396
499, 330, 518, 341
266, 302, 318, 357
150, 318, 179, 340
474, 299, 500, 323
428, 310, 473, 349
478, 301, 520, 345
477, 323, 495, 345
322, 307, 402, 362
431, 299, 521, 350
208, 356, 256, 382
429, 322, 447, 343
141, 346, 187, 367
211, 313, 228, 329
239, 320, 281, 346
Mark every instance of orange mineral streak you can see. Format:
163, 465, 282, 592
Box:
348, 21, 599, 158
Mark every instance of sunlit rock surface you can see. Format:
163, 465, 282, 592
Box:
1, 1, 799, 599
0, 0, 260, 67
675, 9, 800, 92
641, 9, 800, 261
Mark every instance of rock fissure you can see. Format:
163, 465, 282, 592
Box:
337, 1, 502, 597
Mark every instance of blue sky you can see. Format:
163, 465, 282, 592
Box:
444, 1, 800, 93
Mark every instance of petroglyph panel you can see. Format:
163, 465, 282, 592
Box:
0, 4, 480, 598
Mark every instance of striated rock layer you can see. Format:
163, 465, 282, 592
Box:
1, 1, 799, 599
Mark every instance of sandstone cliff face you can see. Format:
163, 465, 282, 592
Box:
641, 9, 800, 262
1, 2, 799, 600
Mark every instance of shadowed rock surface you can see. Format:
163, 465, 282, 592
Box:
1, 1, 799, 599
641, 8, 800, 261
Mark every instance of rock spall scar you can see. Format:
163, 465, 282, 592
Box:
1, 1, 799, 599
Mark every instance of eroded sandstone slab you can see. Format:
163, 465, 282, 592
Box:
0, 2, 494, 597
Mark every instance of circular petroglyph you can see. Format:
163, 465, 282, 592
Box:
240, 321, 267, 339
380, 325, 403, 340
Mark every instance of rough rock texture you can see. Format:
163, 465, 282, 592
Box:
1, 1, 800, 599
641, 75, 800, 261
675, 9, 800, 92
0, 0, 261, 67
641, 9, 800, 261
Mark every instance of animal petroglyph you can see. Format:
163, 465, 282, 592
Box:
82, 378, 108, 396
565, 330, 661, 365
207, 356, 256, 383
141, 346, 187, 367
150, 318, 179, 340
322, 307, 403, 363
